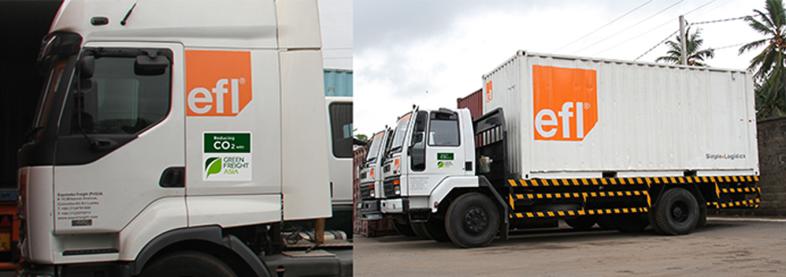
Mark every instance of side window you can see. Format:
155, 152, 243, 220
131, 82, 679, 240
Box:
428, 112, 460, 146
410, 111, 428, 171
64, 54, 171, 135
329, 102, 353, 158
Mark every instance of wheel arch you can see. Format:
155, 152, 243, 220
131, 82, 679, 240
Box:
431, 176, 510, 240
131, 225, 270, 277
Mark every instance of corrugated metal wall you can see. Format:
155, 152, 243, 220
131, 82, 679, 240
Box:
457, 89, 482, 120
324, 68, 353, 97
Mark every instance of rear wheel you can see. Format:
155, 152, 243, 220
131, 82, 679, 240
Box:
564, 217, 597, 230
140, 251, 237, 277
654, 187, 700, 235
445, 192, 500, 248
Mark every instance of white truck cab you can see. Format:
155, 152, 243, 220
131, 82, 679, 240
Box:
17, 0, 350, 276
358, 128, 392, 220
379, 108, 484, 239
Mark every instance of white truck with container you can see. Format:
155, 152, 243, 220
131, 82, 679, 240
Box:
17, 0, 351, 276
379, 51, 761, 248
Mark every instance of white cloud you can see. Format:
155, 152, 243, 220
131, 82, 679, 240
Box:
355, 0, 765, 135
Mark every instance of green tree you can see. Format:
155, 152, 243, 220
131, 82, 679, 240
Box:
656, 27, 715, 66
739, 0, 786, 118
354, 133, 368, 143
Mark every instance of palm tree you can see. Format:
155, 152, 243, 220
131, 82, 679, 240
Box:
656, 27, 715, 66
739, 0, 786, 118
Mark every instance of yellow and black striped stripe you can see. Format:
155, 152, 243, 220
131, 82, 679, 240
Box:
513, 207, 649, 219
508, 175, 759, 188
512, 190, 648, 200
707, 199, 760, 209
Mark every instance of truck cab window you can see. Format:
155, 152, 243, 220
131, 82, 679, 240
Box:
410, 111, 428, 171
329, 102, 353, 158
428, 112, 460, 146
64, 54, 171, 135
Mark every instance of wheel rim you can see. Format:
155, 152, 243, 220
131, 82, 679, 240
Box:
463, 207, 489, 234
670, 201, 690, 223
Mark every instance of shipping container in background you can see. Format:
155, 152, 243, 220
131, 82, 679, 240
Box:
325, 68, 353, 97
457, 88, 482, 120
483, 51, 758, 179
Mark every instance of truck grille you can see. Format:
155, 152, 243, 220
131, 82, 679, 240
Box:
383, 179, 399, 198
360, 183, 374, 200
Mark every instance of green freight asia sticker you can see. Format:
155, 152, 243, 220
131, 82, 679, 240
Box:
437, 152, 454, 169
203, 133, 252, 181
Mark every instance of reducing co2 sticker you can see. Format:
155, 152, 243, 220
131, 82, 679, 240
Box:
203, 133, 252, 181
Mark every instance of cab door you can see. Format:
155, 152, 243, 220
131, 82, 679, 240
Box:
52, 42, 186, 234
407, 110, 466, 196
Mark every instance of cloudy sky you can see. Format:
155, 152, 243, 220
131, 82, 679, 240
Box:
354, 0, 766, 136
320, 0, 353, 69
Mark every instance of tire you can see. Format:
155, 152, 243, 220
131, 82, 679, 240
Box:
426, 217, 450, 242
393, 219, 417, 237
140, 251, 237, 277
410, 222, 432, 239
444, 192, 500, 248
654, 188, 700, 235
565, 217, 597, 230
615, 215, 649, 233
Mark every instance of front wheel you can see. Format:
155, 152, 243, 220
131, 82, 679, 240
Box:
140, 251, 237, 277
653, 187, 700, 235
444, 192, 500, 248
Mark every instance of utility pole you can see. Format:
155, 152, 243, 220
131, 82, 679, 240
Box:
679, 15, 687, 65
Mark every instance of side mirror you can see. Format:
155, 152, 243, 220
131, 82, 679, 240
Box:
78, 56, 95, 79
135, 54, 169, 76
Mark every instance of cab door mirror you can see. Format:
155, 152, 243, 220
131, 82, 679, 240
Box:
135, 54, 169, 76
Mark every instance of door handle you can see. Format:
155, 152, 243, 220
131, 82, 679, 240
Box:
159, 166, 185, 188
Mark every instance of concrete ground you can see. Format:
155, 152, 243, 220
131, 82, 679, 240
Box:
354, 218, 786, 276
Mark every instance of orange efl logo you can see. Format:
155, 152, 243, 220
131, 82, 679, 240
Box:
532, 65, 597, 141
485, 80, 493, 103
186, 50, 252, 116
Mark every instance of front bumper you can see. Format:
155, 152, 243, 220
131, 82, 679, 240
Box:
380, 198, 405, 214
359, 200, 383, 220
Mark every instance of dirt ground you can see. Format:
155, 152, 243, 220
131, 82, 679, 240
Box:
354, 218, 786, 276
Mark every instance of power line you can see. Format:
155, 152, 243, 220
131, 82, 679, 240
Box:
557, 0, 654, 51
577, 0, 686, 54
690, 15, 749, 25
684, 0, 720, 15
634, 29, 679, 61
633, 14, 755, 61
710, 42, 748, 51
593, 0, 718, 55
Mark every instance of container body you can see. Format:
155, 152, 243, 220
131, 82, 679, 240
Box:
482, 51, 759, 179
324, 69, 353, 97
457, 89, 482, 120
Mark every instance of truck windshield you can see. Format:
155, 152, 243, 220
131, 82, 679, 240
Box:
389, 113, 412, 153
365, 132, 384, 162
